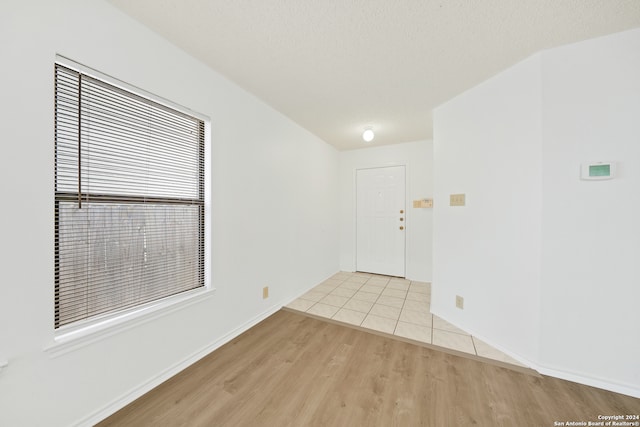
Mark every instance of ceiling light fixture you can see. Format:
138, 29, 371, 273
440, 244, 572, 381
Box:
362, 128, 375, 142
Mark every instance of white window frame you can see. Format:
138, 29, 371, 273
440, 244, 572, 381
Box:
47, 55, 213, 356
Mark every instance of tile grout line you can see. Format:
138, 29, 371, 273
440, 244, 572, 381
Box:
317, 275, 423, 334
360, 277, 378, 325
311, 275, 458, 351
381, 277, 400, 333
306, 274, 349, 316
359, 275, 390, 329
335, 275, 366, 323
334, 273, 379, 323
331, 275, 355, 318
294, 272, 520, 368
392, 282, 408, 335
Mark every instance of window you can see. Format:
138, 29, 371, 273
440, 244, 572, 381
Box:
54, 63, 205, 330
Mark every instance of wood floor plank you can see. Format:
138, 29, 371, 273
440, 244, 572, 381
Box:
98, 310, 640, 427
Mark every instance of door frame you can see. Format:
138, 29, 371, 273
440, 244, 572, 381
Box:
354, 164, 407, 278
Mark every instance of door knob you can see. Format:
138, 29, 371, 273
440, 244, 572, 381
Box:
400, 218, 404, 221
399, 226, 404, 230
400, 210, 404, 214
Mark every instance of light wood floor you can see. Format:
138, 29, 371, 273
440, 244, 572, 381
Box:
98, 310, 640, 426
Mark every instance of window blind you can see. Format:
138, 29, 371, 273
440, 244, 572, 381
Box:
54, 64, 205, 329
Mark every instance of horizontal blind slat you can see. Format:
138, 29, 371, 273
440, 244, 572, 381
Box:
54, 63, 205, 329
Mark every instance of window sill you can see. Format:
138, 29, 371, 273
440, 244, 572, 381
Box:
44, 286, 215, 358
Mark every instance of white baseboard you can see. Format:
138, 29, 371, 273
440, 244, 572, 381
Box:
534, 364, 640, 399
431, 309, 640, 399
75, 303, 284, 427
429, 308, 536, 368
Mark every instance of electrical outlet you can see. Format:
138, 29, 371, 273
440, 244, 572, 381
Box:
450, 193, 466, 206
263, 286, 269, 299
456, 295, 464, 309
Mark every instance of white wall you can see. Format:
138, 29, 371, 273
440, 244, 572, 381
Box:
433, 28, 640, 397
0, 1, 339, 426
432, 56, 543, 363
539, 29, 640, 394
339, 140, 433, 282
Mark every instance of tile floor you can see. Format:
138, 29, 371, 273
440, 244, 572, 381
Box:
286, 271, 524, 367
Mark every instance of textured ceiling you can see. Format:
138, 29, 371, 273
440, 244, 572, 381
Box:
108, 0, 640, 150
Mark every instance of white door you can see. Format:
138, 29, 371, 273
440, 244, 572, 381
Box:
356, 166, 406, 277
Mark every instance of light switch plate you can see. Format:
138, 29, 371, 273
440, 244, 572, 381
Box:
413, 199, 433, 208
450, 194, 466, 206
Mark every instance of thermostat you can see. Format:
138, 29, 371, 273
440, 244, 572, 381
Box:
581, 161, 616, 180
